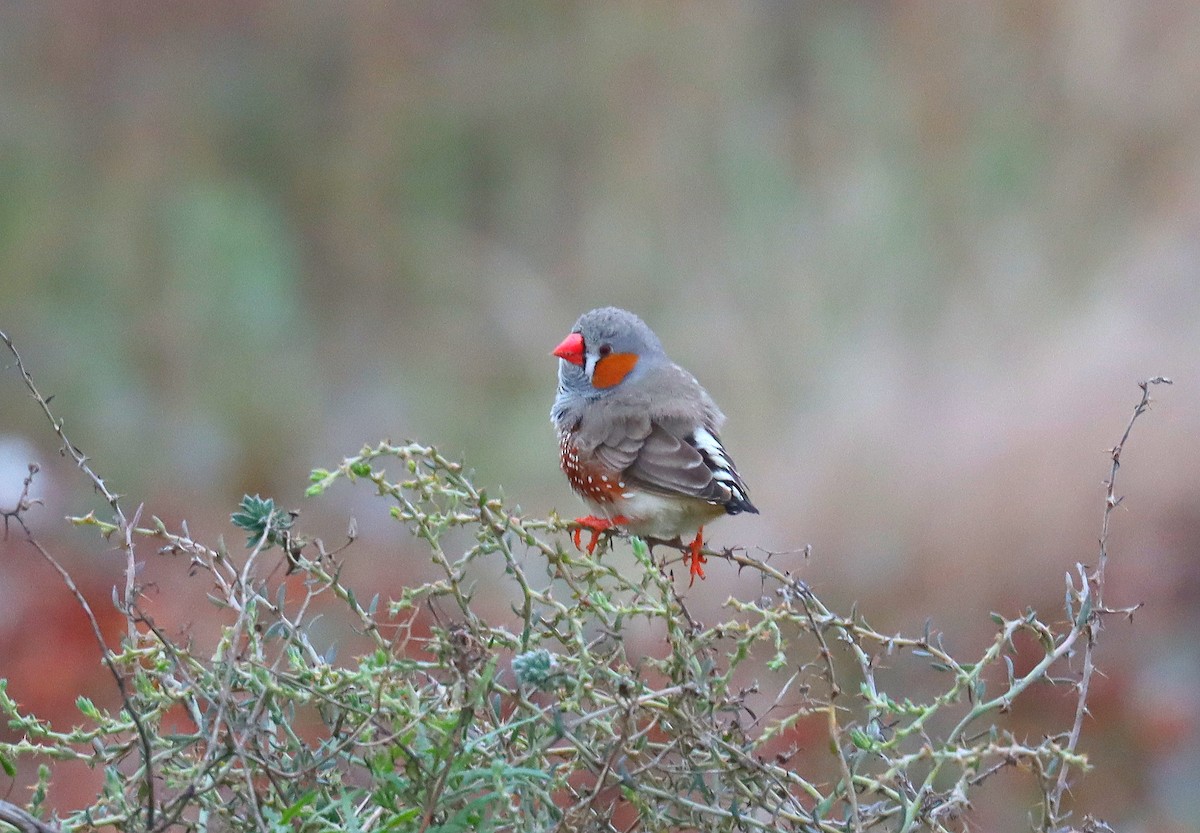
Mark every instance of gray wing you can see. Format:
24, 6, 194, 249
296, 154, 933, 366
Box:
593, 414, 731, 504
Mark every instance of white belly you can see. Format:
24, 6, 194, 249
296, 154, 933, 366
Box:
585, 490, 725, 539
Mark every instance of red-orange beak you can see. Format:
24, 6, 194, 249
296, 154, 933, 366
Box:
552, 332, 585, 366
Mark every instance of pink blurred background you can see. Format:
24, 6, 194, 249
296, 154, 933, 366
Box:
1, 3, 1198, 830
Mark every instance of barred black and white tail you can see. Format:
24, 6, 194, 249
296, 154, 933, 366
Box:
691, 427, 758, 515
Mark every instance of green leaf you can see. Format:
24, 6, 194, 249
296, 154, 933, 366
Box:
631, 536, 651, 566
1075, 594, 1093, 628
513, 649, 562, 690
849, 728, 874, 750
75, 696, 100, 720
279, 791, 317, 823
814, 792, 834, 818
230, 494, 294, 549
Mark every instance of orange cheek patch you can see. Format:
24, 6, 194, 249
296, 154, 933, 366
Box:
591, 353, 638, 388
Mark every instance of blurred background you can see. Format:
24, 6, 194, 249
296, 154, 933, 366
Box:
1, 2, 1198, 829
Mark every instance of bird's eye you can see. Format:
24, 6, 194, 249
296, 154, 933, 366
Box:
598, 344, 612, 357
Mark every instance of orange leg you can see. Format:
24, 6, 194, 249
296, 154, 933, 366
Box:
570, 515, 628, 555
686, 528, 707, 586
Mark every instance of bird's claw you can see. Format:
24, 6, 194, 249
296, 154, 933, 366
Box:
570, 515, 627, 555
686, 530, 707, 586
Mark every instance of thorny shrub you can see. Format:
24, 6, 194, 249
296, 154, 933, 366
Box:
0, 331, 1170, 832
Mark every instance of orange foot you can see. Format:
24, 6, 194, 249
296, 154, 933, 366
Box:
571, 515, 628, 555
686, 528, 707, 586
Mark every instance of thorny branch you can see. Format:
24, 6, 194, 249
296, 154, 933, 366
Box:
1, 330, 157, 832
0, 800, 59, 833
0, 331, 142, 631
1046, 376, 1170, 828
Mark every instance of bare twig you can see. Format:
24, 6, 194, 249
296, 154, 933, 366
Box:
1, 330, 157, 830
0, 464, 42, 539
1047, 376, 1171, 827
0, 800, 60, 833
0, 331, 140, 622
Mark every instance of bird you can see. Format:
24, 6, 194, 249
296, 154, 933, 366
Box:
550, 307, 757, 584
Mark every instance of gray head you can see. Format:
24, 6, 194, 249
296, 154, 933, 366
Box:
551, 307, 667, 400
